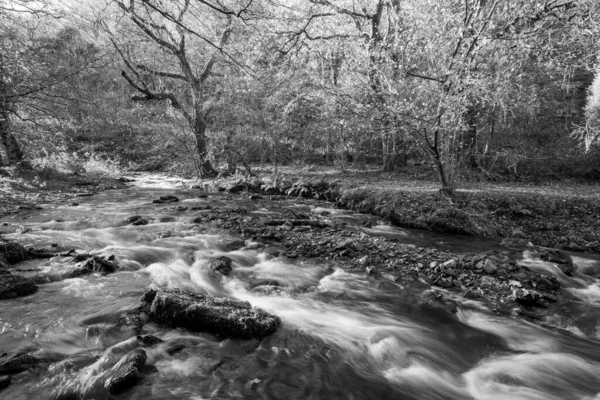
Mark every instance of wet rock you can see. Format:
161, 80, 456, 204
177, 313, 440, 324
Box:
126, 215, 149, 226
209, 256, 233, 276
118, 177, 135, 183
140, 289, 157, 304
442, 259, 457, 268
249, 194, 263, 200
534, 276, 560, 291
148, 290, 280, 339
104, 349, 147, 395
0, 274, 38, 299
0, 241, 53, 264
540, 249, 573, 275
464, 288, 482, 299
282, 221, 294, 231
483, 259, 498, 274
136, 335, 163, 347
515, 289, 540, 307
73, 256, 118, 276
480, 276, 496, 288
437, 277, 453, 288
0, 353, 41, 374
152, 195, 179, 204
0, 375, 10, 390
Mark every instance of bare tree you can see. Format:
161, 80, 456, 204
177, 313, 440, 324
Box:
110, 0, 245, 177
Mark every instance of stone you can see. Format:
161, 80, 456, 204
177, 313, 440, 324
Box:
382, 273, 399, 283
140, 289, 157, 304
281, 221, 294, 231
72, 256, 118, 276
464, 289, 481, 299
534, 276, 560, 291
483, 259, 498, 274
515, 289, 540, 307
136, 335, 163, 347
209, 256, 233, 276
443, 259, 457, 268
0, 353, 41, 374
126, 215, 148, 226
539, 249, 573, 275
0, 274, 38, 299
438, 278, 453, 288
480, 276, 496, 288
249, 195, 263, 200
104, 349, 147, 395
152, 195, 179, 204
148, 290, 280, 339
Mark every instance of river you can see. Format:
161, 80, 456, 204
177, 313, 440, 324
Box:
1, 174, 600, 400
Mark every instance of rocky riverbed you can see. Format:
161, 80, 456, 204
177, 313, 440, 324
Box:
0, 174, 599, 399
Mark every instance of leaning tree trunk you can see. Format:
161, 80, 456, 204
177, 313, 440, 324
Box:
193, 116, 216, 178
0, 109, 23, 166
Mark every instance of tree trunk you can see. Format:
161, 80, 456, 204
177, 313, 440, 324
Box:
193, 116, 216, 178
433, 154, 456, 198
0, 110, 23, 166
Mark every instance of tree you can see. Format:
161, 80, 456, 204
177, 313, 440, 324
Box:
108, 0, 257, 177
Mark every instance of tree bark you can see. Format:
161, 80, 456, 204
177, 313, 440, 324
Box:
193, 116, 216, 177
0, 110, 23, 166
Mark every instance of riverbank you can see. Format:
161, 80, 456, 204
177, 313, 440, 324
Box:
0, 166, 128, 219
209, 165, 600, 254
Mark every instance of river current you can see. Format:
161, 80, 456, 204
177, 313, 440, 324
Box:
1, 175, 600, 400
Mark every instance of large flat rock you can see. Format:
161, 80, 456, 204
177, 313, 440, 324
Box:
147, 290, 280, 339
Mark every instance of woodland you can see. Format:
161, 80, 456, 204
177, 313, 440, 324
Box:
2, 2, 600, 397
1, 0, 600, 191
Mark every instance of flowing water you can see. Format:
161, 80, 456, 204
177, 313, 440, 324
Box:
1, 175, 600, 400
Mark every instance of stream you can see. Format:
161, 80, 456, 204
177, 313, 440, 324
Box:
1, 174, 600, 400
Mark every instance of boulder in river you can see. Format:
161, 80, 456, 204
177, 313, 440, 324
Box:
104, 348, 147, 395
539, 249, 573, 275
126, 215, 149, 226
72, 256, 118, 276
146, 290, 280, 339
0, 274, 38, 299
209, 256, 233, 276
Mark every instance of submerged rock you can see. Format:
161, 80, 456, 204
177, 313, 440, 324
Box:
148, 290, 280, 339
0, 274, 38, 299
